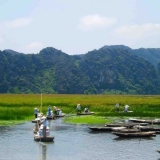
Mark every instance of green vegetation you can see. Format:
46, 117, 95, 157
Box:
1, 46, 160, 94
0, 94, 160, 125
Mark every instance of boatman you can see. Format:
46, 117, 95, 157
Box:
42, 118, 47, 137
34, 108, 39, 118
48, 105, 51, 116
115, 103, 119, 112
77, 104, 81, 113
124, 105, 129, 112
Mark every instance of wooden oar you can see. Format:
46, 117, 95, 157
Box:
108, 107, 114, 113
69, 108, 77, 114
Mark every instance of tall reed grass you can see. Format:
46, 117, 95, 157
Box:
0, 94, 160, 123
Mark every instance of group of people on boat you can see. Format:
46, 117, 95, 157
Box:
115, 103, 130, 112
53, 106, 63, 115
34, 105, 63, 119
76, 104, 90, 113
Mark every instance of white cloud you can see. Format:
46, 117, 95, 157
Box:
78, 14, 117, 31
0, 18, 32, 29
114, 23, 160, 38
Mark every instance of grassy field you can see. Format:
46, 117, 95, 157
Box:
0, 94, 160, 125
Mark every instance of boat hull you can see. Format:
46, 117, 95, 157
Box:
113, 131, 156, 137
129, 118, 160, 124
46, 116, 54, 120
34, 136, 54, 142
55, 114, 65, 118
89, 126, 126, 132
77, 112, 94, 115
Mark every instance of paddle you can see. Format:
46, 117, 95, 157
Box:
108, 107, 114, 113
64, 108, 77, 117
69, 108, 77, 114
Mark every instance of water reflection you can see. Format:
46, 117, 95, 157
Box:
39, 143, 47, 160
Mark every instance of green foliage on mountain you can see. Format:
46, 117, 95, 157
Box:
0, 45, 160, 94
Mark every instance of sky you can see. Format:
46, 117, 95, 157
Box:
0, 0, 160, 55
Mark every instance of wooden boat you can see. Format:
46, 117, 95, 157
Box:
32, 117, 41, 123
89, 126, 126, 131
105, 123, 136, 128
129, 118, 160, 124
104, 124, 123, 127
113, 131, 156, 137
136, 126, 160, 132
77, 112, 94, 115
34, 123, 54, 142
32, 116, 46, 124
112, 128, 138, 133
46, 116, 54, 120
54, 113, 65, 118
46, 111, 54, 120
34, 136, 54, 142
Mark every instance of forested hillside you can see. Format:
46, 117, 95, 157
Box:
1, 45, 160, 94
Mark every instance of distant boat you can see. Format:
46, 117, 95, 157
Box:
53, 108, 65, 118
104, 123, 123, 127
112, 128, 139, 133
34, 123, 54, 142
113, 131, 156, 137
129, 118, 160, 124
105, 123, 138, 128
34, 135, 54, 142
136, 126, 160, 133
77, 112, 94, 115
54, 113, 65, 118
46, 111, 54, 120
89, 126, 126, 132
31, 117, 41, 123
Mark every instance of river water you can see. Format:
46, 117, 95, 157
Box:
0, 118, 160, 160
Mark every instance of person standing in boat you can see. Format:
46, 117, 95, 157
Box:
34, 108, 39, 118
77, 104, 81, 113
48, 105, 51, 116
42, 118, 47, 137
115, 103, 119, 112
124, 105, 129, 112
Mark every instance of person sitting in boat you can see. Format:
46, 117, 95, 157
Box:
84, 108, 89, 113
48, 105, 51, 116
124, 105, 129, 112
115, 103, 119, 112
34, 108, 39, 118
38, 124, 50, 137
53, 106, 57, 115
59, 110, 62, 115
56, 108, 61, 115
77, 104, 81, 113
